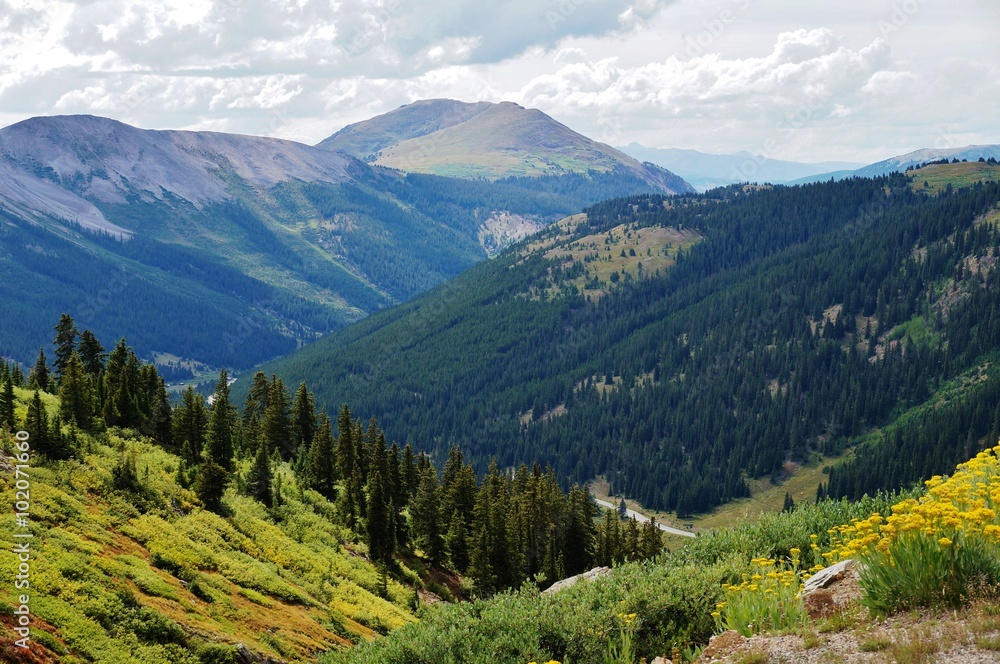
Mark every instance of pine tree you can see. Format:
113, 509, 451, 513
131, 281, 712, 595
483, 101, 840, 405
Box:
172, 387, 208, 464
563, 484, 598, 576
308, 413, 336, 499
241, 372, 270, 455
193, 461, 229, 513
388, 442, 408, 546
401, 443, 419, 498
623, 517, 640, 561
335, 404, 359, 528
28, 348, 49, 391
0, 372, 15, 431
445, 514, 470, 573
246, 438, 273, 508
25, 391, 49, 457
52, 313, 78, 382
58, 352, 92, 428
410, 464, 444, 564
638, 519, 664, 560
205, 369, 235, 471
291, 383, 317, 455
148, 377, 172, 448
366, 468, 395, 565
261, 376, 291, 459
77, 330, 106, 376
468, 481, 495, 596
102, 340, 141, 428
11, 365, 24, 388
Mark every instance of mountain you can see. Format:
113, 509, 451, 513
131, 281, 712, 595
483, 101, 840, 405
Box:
618, 143, 864, 191
0, 114, 680, 373
790, 144, 1000, 184
318, 99, 693, 193
243, 164, 1000, 516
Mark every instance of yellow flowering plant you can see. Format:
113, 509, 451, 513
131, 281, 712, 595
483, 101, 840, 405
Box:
823, 444, 1000, 615
713, 552, 810, 636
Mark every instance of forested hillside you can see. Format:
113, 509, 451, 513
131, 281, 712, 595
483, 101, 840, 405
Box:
0, 317, 669, 662
250, 171, 1000, 515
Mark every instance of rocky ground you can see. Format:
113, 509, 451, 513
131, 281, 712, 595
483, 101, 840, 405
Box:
693, 560, 1000, 664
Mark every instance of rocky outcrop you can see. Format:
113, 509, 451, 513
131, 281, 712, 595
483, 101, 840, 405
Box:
542, 566, 612, 595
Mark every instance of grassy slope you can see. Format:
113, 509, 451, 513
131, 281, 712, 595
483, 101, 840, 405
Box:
0, 393, 415, 664
909, 161, 1000, 194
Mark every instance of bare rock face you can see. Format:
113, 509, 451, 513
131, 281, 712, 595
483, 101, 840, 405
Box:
800, 559, 861, 619
541, 566, 612, 595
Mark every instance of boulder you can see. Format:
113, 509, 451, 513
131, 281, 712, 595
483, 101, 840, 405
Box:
542, 566, 612, 595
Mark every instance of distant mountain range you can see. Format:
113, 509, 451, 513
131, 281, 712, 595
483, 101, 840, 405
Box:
320, 99, 692, 193
0, 104, 688, 371
789, 145, 1000, 184
618, 143, 864, 191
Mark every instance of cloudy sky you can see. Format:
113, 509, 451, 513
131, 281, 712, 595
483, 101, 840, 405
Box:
1, 0, 997, 162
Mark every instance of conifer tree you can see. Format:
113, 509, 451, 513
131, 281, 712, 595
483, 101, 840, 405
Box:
58, 352, 92, 428
401, 443, 419, 498
172, 387, 208, 464
52, 313, 78, 382
638, 519, 664, 560
335, 404, 360, 528
388, 442, 408, 546
148, 377, 172, 448
623, 517, 640, 561
291, 383, 317, 454
25, 390, 49, 456
11, 365, 24, 388
193, 461, 228, 513
28, 348, 49, 391
308, 413, 336, 499
563, 485, 598, 576
0, 372, 15, 431
365, 468, 395, 565
77, 330, 106, 376
410, 464, 444, 564
241, 372, 270, 455
103, 340, 141, 427
262, 376, 291, 458
246, 437, 273, 508
445, 514, 470, 573
468, 481, 495, 596
205, 369, 236, 471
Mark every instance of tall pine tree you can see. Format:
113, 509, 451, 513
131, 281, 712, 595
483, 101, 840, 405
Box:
205, 369, 235, 471
28, 348, 49, 391
52, 313, 78, 382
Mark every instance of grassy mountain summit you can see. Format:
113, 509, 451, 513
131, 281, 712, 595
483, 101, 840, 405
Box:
318, 99, 693, 192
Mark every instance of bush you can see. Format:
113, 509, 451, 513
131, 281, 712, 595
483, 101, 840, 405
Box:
824, 444, 1000, 615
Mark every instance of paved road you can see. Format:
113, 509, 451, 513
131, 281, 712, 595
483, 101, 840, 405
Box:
593, 498, 696, 538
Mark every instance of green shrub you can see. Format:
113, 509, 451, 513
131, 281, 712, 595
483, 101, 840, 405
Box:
859, 531, 1000, 616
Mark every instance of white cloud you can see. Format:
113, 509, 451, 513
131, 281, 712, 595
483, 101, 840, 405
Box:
0, 0, 997, 162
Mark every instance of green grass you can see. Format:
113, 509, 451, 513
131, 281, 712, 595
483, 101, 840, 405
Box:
0, 405, 417, 663
909, 162, 1000, 195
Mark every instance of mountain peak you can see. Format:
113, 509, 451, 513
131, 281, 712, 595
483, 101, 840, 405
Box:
318, 99, 693, 194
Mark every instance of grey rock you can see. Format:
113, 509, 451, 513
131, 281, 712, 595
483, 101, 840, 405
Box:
542, 566, 612, 595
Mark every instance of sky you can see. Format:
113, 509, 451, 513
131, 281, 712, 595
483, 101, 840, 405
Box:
1, 0, 998, 163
